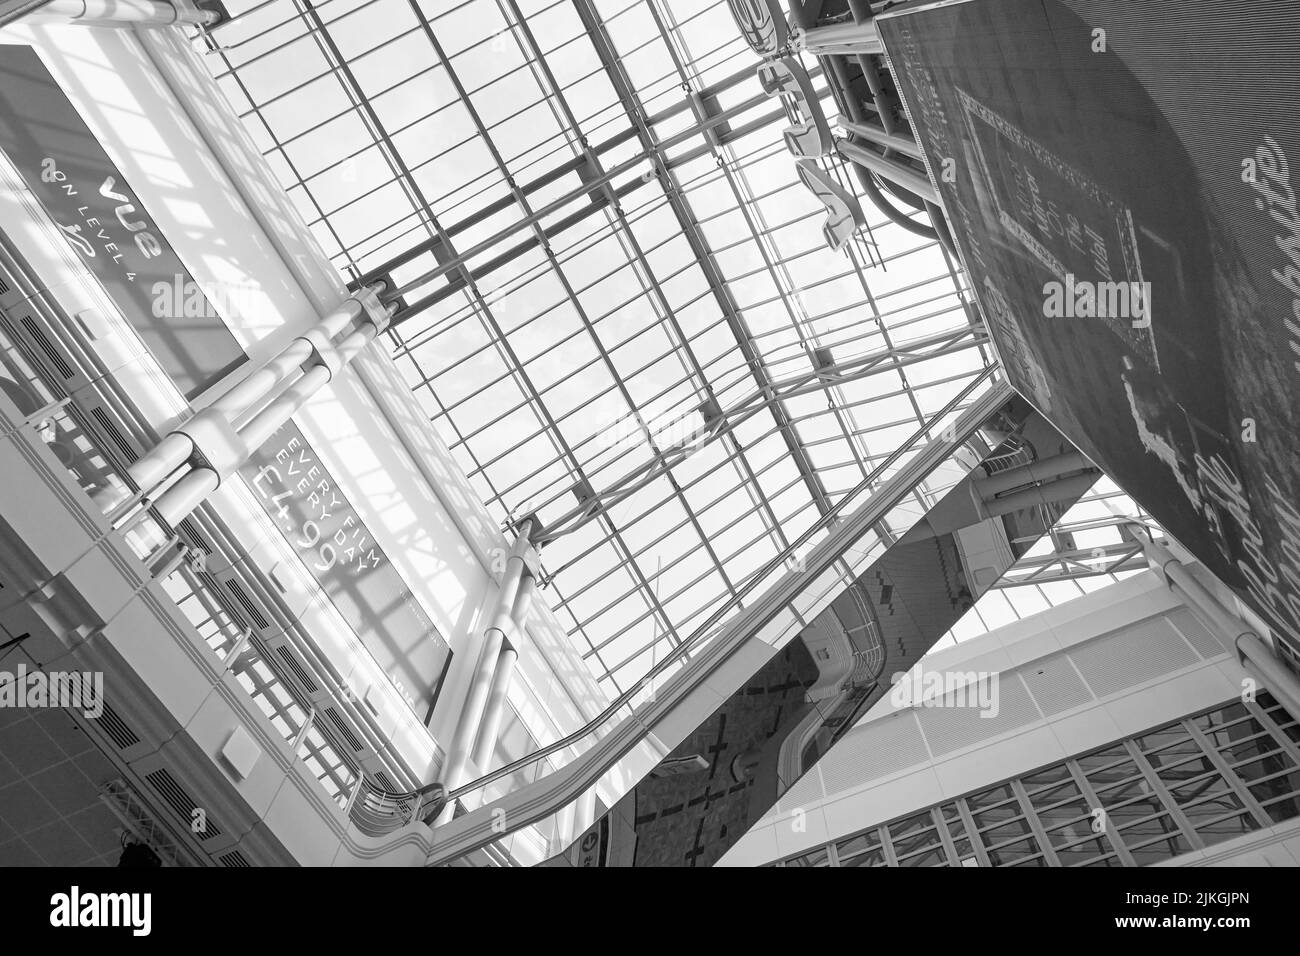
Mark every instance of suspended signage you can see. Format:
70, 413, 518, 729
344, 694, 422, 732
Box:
723, 0, 789, 57
722, 2, 867, 251
0, 46, 247, 400
242, 421, 452, 717
757, 58, 833, 158
878, 0, 1300, 656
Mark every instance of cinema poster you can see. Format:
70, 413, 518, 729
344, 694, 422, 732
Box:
0, 46, 247, 399
876, 0, 1300, 656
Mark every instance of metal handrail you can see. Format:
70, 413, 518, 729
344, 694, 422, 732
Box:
0, 250, 416, 834
363, 368, 1001, 829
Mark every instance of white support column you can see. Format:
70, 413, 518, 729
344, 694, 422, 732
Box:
573, 785, 597, 839
470, 574, 535, 772
433, 522, 535, 824
470, 647, 517, 774
106, 288, 390, 527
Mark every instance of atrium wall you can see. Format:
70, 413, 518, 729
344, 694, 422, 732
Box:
723, 565, 1296, 866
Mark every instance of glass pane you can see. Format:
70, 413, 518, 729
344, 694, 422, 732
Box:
1076, 745, 1130, 772
1127, 834, 1192, 865
1193, 811, 1259, 847
981, 818, 1035, 847
1054, 836, 1111, 865
888, 811, 936, 837
841, 848, 886, 867
1030, 782, 1083, 811
786, 847, 830, 867
898, 847, 947, 867
986, 837, 1041, 866
967, 784, 1016, 809
836, 831, 882, 860
1022, 763, 1074, 791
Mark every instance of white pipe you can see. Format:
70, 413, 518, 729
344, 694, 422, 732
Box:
124, 431, 193, 496
433, 524, 534, 824
838, 119, 924, 161
791, 19, 883, 56
27, 0, 218, 24
837, 138, 939, 205
212, 337, 314, 422
1238, 633, 1300, 723
1135, 529, 1300, 719
236, 363, 331, 452
153, 467, 219, 525
470, 570, 536, 772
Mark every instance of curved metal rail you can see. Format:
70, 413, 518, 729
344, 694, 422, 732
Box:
358, 368, 1002, 832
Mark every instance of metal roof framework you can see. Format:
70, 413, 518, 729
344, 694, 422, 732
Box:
197, 0, 1012, 696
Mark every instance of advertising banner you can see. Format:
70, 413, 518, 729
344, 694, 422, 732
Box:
0, 46, 247, 399
242, 421, 452, 718
877, 0, 1300, 655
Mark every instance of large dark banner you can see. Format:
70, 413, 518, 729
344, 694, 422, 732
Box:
0, 46, 246, 399
551, 397, 1091, 865
242, 421, 452, 719
878, 0, 1300, 655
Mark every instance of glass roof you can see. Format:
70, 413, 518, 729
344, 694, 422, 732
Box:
195, 0, 1001, 695
934, 474, 1162, 651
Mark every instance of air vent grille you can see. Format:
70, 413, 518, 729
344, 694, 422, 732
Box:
97, 702, 140, 750
0, 275, 10, 295
324, 707, 363, 752
277, 645, 318, 694
89, 406, 138, 463
144, 768, 223, 840
21, 316, 74, 379
820, 712, 929, 796
177, 519, 208, 552
219, 850, 251, 868
1069, 617, 1197, 698
225, 579, 269, 630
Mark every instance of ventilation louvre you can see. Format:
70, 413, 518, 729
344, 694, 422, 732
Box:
177, 519, 209, 552
219, 850, 251, 868
276, 646, 318, 694
21, 316, 75, 379
89, 406, 138, 463
819, 712, 930, 796
1169, 606, 1226, 660
917, 674, 1040, 758
324, 708, 363, 752
225, 578, 269, 630
1068, 617, 1198, 699
1020, 654, 1092, 717
144, 767, 223, 840
97, 702, 140, 750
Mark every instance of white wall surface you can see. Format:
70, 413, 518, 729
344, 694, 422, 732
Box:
721, 571, 1253, 865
